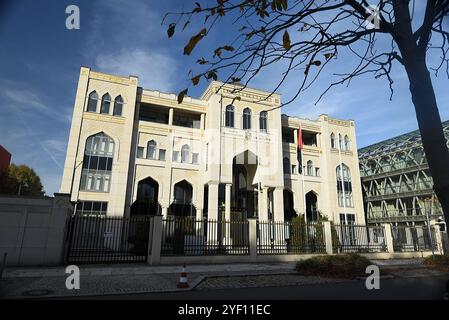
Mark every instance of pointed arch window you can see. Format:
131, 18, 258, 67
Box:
259, 111, 268, 132
113, 95, 123, 116
181, 144, 190, 163
344, 135, 350, 151
225, 105, 234, 127
307, 160, 313, 176
100, 93, 111, 114
80, 133, 114, 193
336, 164, 353, 207
330, 133, 336, 149
87, 91, 98, 112
147, 140, 157, 159
338, 134, 343, 150
243, 108, 251, 130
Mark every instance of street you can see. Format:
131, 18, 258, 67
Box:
71, 274, 449, 300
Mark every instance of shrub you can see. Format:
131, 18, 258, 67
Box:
296, 253, 372, 278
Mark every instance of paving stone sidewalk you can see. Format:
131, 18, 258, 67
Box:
0, 263, 296, 299
0, 259, 432, 299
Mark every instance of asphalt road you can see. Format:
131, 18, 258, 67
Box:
79, 274, 449, 300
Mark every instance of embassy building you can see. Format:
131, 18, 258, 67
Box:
60, 67, 366, 225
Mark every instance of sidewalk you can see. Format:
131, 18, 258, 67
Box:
0, 263, 296, 299
0, 259, 431, 299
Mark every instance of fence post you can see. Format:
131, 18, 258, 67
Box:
383, 224, 394, 253
149, 215, 163, 265
323, 221, 333, 254
248, 218, 257, 262
431, 220, 444, 254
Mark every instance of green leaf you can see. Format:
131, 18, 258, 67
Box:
177, 88, 188, 104
184, 28, 207, 55
283, 30, 291, 50
167, 23, 176, 38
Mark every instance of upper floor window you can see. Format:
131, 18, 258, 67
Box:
87, 91, 98, 112
344, 135, 350, 151
80, 132, 114, 193
283, 157, 291, 174
147, 140, 157, 159
336, 164, 353, 207
113, 95, 123, 116
338, 134, 343, 150
100, 93, 111, 114
259, 111, 268, 132
243, 108, 251, 130
225, 105, 234, 128
330, 133, 336, 149
181, 144, 190, 163
307, 160, 313, 176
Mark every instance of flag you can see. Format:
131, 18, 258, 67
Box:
297, 126, 303, 173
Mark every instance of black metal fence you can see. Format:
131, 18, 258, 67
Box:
257, 221, 326, 254
391, 225, 436, 252
65, 215, 154, 264
334, 224, 387, 253
161, 217, 249, 255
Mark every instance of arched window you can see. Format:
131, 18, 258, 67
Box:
100, 93, 111, 114
307, 160, 313, 176
330, 133, 336, 149
243, 108, 251, 130
283, 157, 291, 174
336, 164, 353, 207
113, 95, 123, 116
181, 144, 190, 163
80, 133, 114, 193
87, 91, 98, 112
259, 111, 268, 132
344, 135, 350, 151
147, 140, 157, 159
225, 105, 234, 127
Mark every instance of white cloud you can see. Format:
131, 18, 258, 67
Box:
95, 48, 178, 91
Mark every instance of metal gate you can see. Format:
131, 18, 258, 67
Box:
65, 215, 154, 264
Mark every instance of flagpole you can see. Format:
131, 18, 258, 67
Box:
337, 131, 347, 223
298, 124, 307, 224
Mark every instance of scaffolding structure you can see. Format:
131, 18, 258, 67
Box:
359, 120, 449, 225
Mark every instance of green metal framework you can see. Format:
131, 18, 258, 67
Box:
358, 120, 449, 224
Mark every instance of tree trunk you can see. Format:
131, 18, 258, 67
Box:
402, 54, 449, 224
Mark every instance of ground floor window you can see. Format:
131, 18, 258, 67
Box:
75, 201, 108, 216
339, 213, 355, 224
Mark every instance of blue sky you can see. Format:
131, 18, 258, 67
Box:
0, 0, 448, 196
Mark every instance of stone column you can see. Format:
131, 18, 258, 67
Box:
383, 223, 394, 253
168, 108, 174, 126
248, 218, 258, 262
323, 221, 333, 254
207, 182, 219, 246
207, 182, 219, 221
224, 184, 232, 243
258, 187, 269, 222
149, 215, 163, 265
273, 187, 284, 222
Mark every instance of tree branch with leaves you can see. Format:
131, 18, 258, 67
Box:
164, 0, 449, 223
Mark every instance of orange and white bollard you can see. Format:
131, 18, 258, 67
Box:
177, 264, 189, 288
